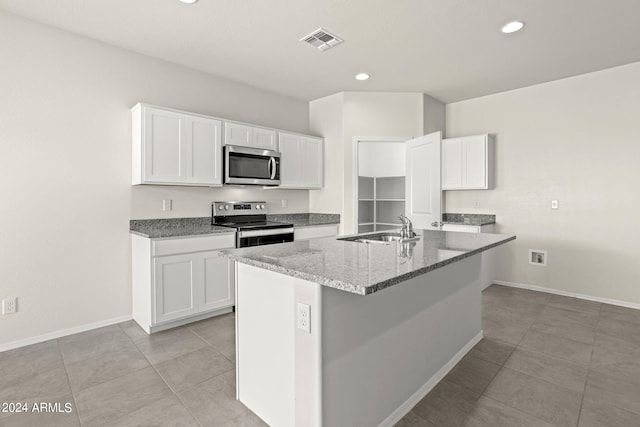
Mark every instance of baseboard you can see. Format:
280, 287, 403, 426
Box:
0, 314, 133, 353
493, 280, 640, 310
378, 330, 483, 427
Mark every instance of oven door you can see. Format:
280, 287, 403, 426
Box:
225, 145, 280, 186
237, 228, 294, 248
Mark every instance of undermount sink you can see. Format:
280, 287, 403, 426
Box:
338, 232, 420, 245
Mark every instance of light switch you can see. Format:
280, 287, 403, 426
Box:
163, 199, 173, 211
551, 200, 559, 209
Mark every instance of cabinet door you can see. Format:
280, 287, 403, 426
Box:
253, 128, 278, 150
225, 122, 253, 146
304, 137, 323, 189
201, 252, 235, 311
143, 107, 186, 183
442, 138, 462, 190
186, 116, 222, 185
279, 132, 304, 188
154, 254, 199, 323
462, 135, 488, 189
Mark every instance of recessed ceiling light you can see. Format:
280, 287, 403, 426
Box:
179, 0, 198, 4
501, 21, 525, 34
355, 73, 370, 81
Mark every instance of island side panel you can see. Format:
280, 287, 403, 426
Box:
236, 263, 323, 427
236, 263, 295, 427
321, 255, 483, 427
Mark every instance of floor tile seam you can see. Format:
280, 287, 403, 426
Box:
506, 346, 590, 377
546, 301, 603, 316
466, 394, 552, 426
581, 371, 640, 419
118, 321, 145, 345
174, 389, 206, 427
535, 306, 601, 325
62, 341, 146, 372
493, 365, 586, 399
56, 338, 83, 426
590, 329, 640, 357
69, 363, 157, 399
531, 316, 599, 335
154, 358, 234, 395
511, 304, 541, 348
516, 343, 591, 370
59, 338, 140, 366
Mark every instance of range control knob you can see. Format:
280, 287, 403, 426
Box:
255, 205, 261, 210
224, 205, 229, 210
260, 204, 266, 210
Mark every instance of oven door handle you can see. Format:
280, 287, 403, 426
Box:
238, 227, 294, 238
269, 157, 276, 180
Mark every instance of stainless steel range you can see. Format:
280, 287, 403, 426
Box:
211, 201, 294, 248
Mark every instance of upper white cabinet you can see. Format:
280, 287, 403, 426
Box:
224, 121, 277, 151
132, 103, 223, 186
442, 134, 493, 190
278, 132, 323, 189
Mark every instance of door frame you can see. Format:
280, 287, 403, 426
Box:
352, 136, 410, 235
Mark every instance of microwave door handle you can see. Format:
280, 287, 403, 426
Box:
269, 157, 276, 179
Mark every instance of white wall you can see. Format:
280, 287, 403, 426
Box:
309, 93, 344, 227
310, 92, 425, 233
446, 62, 640, 304
0, 11, 310, 348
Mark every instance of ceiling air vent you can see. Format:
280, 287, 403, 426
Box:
300, 28, 344, 51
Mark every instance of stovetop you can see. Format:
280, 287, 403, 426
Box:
215, 220, 293, 231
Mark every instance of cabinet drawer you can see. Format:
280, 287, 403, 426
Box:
153, 234, 235, 256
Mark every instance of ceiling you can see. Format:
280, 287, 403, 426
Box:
2, 0, 640, 103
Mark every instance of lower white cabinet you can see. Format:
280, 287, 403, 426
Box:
294, 224, 339, 241
132, 233, 235, 333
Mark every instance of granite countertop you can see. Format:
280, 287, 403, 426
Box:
223, 230, 515, 296
130, 213, 340, 238
267, 213, 339, 228
442, 213, 496, 226
129, 217, 234, 238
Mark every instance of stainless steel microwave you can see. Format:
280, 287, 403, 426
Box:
224, 145, 281, 186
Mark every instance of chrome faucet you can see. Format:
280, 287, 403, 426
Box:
398, 214, 416, 239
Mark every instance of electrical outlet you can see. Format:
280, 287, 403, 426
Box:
551, 200, 559, 209
2, 297, 17, 315
281, 199, 288, 208
163, 199, 172, 211
297, 303, 311, 333
472, 200, 480, 208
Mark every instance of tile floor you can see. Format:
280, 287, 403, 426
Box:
397, 285, 640, 427
1, 285, 640, 426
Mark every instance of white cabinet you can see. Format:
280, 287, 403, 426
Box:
278, 132, 323, 189
294, 224, 339, 241
132, 103, 223, 186
224, 121, 277, 151
442, 134, 493, 190
132, 233, 235, 333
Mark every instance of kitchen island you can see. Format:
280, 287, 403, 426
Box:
224, 229, 515, 427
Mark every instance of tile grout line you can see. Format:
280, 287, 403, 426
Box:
574, 302, 602, 426
56, 338, 83, 426
123, 321, 226, 427
482, 291, 587, 425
